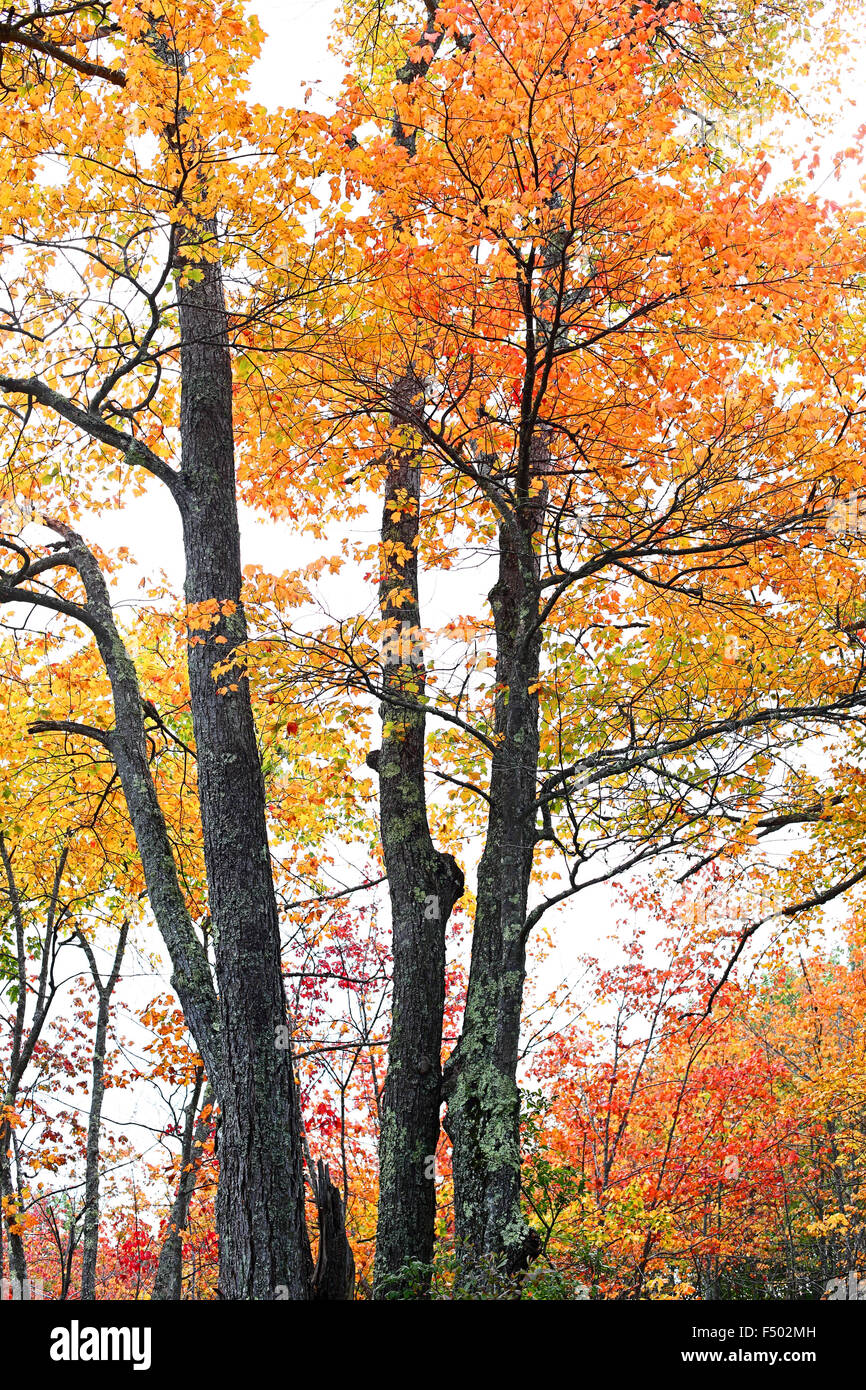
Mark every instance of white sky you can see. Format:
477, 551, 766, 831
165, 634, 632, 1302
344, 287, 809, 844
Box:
249, 0, 346, 104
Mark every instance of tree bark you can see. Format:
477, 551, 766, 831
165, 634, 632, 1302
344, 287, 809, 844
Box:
443, 481, 545, 1282
0, 265, 314, 1301
372, 375, 463, 1298
174, 250, 311, 1299
311, 1160, 355, 1300
3, 262, 315, 1296
0, 1145, 28, 1295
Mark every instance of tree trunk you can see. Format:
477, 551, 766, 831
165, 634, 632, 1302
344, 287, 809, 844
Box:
372, 375, 464, 1298
152, 1071, 213, 1301
0, 834, 68, 1298
36, 245, 314, 1299
79, 921, 128, 1299
444, 490, 544, 1283
311, 1161, 355, 1300
0, 21, 314, 1301
0, 1142, 28, 1296
46, 527, 225, 1095
174, 250, 311, 1300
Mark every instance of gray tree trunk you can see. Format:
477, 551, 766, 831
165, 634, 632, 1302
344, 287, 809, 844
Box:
0, 1145, 28, 1295
311, 1161, 355, 1300
173, 250, 311, 1300
372, 378, 463, 1298
152, 1071, 213, 1300
444, 488, 545, 1282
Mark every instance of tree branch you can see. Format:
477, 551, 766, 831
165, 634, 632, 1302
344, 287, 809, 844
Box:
0, 375, 179, 493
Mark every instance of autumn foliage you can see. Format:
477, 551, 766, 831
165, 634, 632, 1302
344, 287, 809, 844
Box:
2, 0, 866, 1302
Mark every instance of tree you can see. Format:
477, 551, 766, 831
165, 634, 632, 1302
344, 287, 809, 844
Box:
246, 0, 866, 1289
76, 918, 128, 1299
0, 1, 322, 1297
3, 0, 866, 1304
151, 1067, 213, 1301
0, 830, 72, 1296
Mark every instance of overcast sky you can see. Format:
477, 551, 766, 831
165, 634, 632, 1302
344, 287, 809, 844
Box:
248, 0, 345, 107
